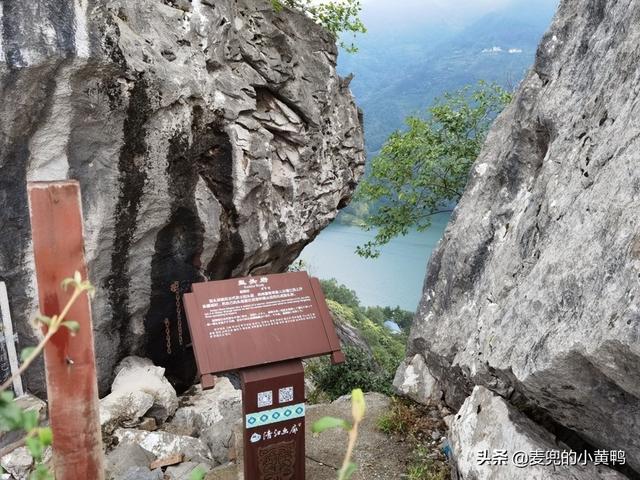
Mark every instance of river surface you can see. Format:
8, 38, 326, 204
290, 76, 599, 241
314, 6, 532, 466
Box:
298, 213, 451, 311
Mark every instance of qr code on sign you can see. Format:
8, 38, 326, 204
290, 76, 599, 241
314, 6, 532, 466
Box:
257, 391, 273, 408
279, 386, 294, 403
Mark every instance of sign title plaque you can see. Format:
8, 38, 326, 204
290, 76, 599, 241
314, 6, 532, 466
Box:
183, 271, 343, 379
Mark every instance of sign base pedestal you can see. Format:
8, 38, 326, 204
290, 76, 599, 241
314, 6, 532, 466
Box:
240, 360, 306, 480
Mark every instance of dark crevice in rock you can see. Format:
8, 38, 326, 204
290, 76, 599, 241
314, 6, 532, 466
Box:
470, 350, 640, 477
145, 105, 251, 391
514, 404, 640, 479
466, 227, 495, 287
503, 370, 640, 479
408, 340, 474, 410
245, 239, 308, 276
102, 17, 127, 69
106, 77, 152, 354
195, 123, 244, 280
144, 132, 203, 393
499, 119, 551, 198
255, 85, 311, 128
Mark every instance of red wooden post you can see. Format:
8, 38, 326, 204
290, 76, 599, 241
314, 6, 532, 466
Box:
27, 181, 104, 480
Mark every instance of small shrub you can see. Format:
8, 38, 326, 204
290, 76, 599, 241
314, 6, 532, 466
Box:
407, 447, 450, 480
321, 279, 360, 309
377, 397, 434, 437
308, 346, 394, 400
377, 397, 451, 480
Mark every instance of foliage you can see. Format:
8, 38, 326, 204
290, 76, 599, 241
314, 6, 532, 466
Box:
312, 389, 366, 480
270, 0, 366, 52
406, 447, 450, 480
355, 81, 512, 257
364, 305, 414, 333
0, 392, 52, 480
309, 279, 408, 399
0, 272, 94, 479
308, 346, 394, 400
320, 279, 360, 309
377, 397, 433, 437
328, 299, 405, 371
377, 397, 451, 480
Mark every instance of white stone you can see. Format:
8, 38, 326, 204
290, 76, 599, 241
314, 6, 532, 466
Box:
0, 447, 33, 480
115, 428, 213, 463
450, 387, 627, 480
393, 354, 442, 403
100, 356, 178, 426
166, 377, 241, 464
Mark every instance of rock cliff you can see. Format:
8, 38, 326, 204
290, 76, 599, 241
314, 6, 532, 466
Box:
0, 0, 364, 394
396, 0, 640, 476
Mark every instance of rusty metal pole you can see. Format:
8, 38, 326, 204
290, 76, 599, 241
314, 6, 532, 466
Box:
27, 181, 105, 480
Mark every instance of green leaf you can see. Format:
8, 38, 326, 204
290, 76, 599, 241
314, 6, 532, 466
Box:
338, 462, 357, 480
36, 315, 51, 326
0, 400, 22, 430
25, 436, 43, 461
61, 320, 80, 335
311, 416, 351, 433
0, 391, 15, 403
60, 277, 75, 291
188, 466, 207, 480
73, 270, 82, 285
29, 463, 53, 480
20, 347, 36, 363
38, 427, 53, 446
351, 388, 366, 423
22, 410, 38, 431
355, 81, 511, 256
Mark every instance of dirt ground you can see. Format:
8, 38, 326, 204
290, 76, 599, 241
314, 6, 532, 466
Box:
304, 393, 413, 480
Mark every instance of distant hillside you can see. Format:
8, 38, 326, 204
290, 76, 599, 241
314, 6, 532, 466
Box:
339, 0, 558, 155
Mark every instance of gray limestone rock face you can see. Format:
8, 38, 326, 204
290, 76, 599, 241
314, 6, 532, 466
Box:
450, 386, 628, 480
0, 0, 365, 395
400, 0, 640, 472
392, 353, 442, 404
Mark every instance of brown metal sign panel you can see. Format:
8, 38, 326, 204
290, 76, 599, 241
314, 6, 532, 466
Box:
240, 360, 305, 480
27, 181, 105, 480
184, 271, 342, 375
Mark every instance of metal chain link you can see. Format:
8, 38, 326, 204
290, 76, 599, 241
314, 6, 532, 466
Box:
164, 318, 172, 355
170, 281, 184, 346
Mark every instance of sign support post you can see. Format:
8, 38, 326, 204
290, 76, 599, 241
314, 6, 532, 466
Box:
240, 360, 306, 479
184, 271, 344, 480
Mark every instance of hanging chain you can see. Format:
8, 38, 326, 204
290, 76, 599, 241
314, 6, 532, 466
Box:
164, 318, 172, 355
170, 281, 184, 346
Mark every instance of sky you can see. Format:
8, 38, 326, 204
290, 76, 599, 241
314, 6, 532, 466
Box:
357, 0, 558, 31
